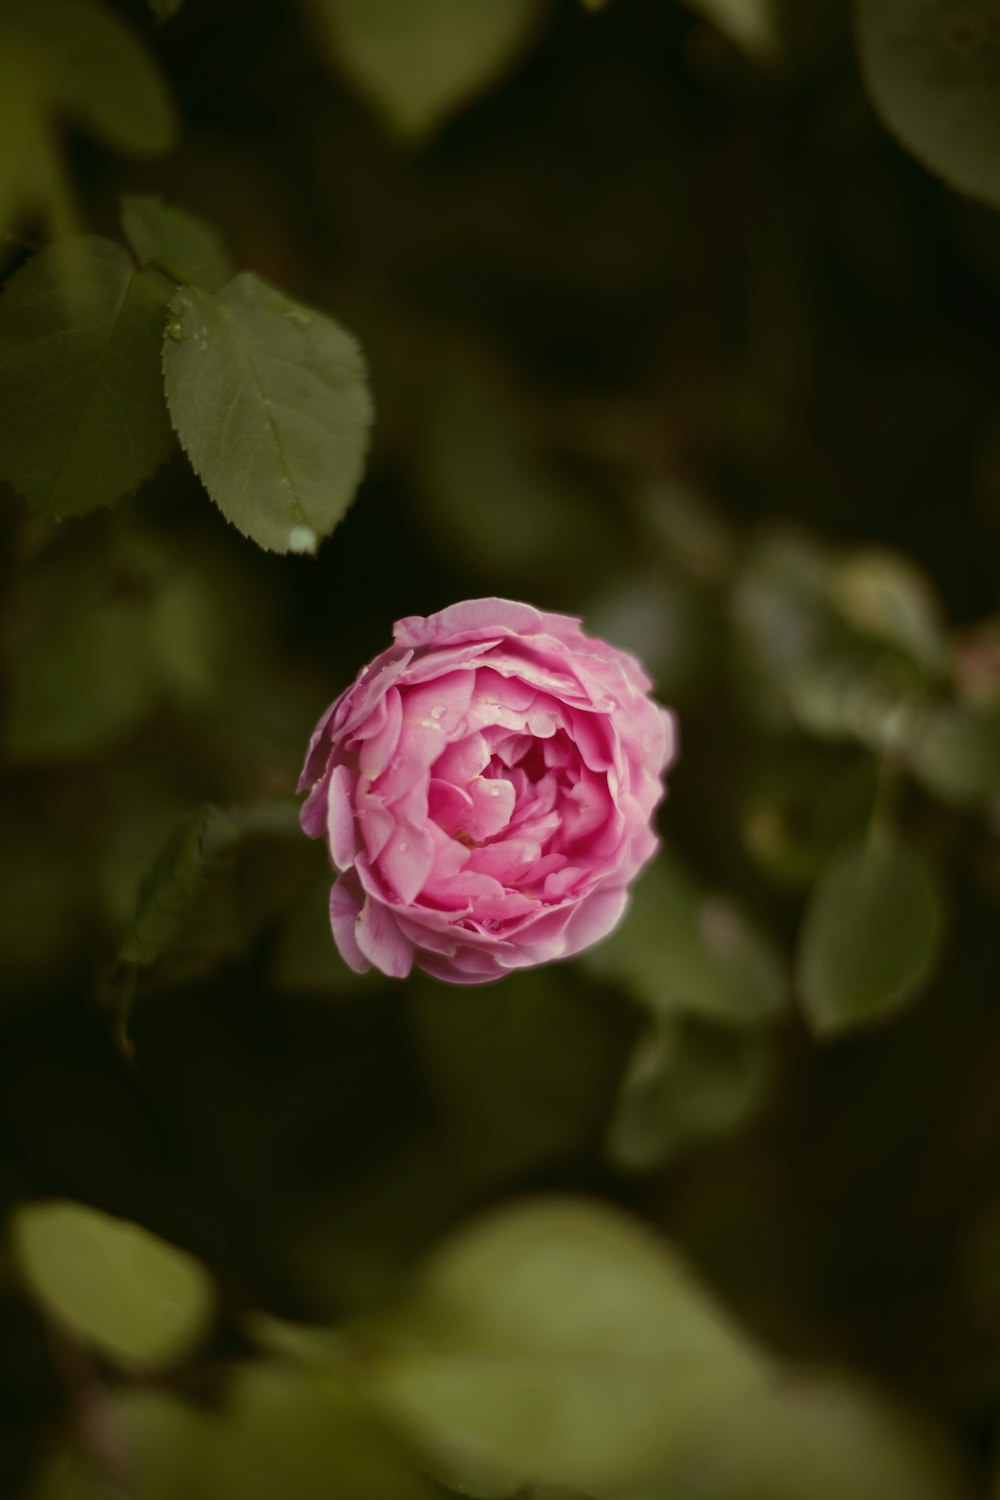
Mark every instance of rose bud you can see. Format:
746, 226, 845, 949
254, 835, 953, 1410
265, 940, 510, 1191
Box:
299, 598, 676, 984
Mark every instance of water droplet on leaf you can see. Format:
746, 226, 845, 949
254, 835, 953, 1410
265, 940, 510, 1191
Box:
287, 525, 316, 554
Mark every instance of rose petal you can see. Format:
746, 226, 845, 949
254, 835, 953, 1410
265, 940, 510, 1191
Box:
360, 687, 403, 779
466, 776, 516, 840
329, 873, 369, 973
355, 897, 414, 978
327, 764, 358, 871
466, 838, 542, 884
428, 778, 474, 834
300, 766, 332, 838
432, 731, 490, 787
378, 822, 435, 904
394, 598, 551, 647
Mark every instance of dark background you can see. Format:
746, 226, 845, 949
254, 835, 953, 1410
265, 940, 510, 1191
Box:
2, 1, 1000, 1495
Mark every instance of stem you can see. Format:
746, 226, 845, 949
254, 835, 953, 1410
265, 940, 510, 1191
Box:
868, 754, 902, 853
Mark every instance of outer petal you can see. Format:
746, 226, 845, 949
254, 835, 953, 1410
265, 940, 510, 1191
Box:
327, 764, 359, 870
355, 896, 415, 978
394, 598, 554, 647
329, 873, 369, 973
300, 765, 333, 839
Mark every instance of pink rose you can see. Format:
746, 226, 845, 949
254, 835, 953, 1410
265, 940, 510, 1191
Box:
298, 598, 676, 984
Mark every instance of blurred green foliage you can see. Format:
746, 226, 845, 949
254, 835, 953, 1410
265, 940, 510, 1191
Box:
1, 0, 1000, 1496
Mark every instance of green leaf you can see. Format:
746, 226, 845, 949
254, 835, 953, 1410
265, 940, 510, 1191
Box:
162, 273, 373, 553
119, 804, 238, 967
0, 57, 72, 245
368, 1197, 767, 1495
311, 0, 544, 139
210, 1363, 437, 1500
910, 702, 1000, 805
796, 831, 946, 1035
786, 641, 925, 755
607, 1018, 772, 1173
0, 237, 174, 517
856, 0, 1000, 207
587, 853, 788, 1029
121, 195, 234, 291
642, 1370, 973, 1500
31, 1374, 436, 1500
5, 0, 178, 158
30, 1391, 217, 1500
830, 548, 948, 677
5, 599, 160, 761
10, 1200, 214, 1369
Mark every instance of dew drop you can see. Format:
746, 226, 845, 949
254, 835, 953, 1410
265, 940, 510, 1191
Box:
489, 785, 502, 796
287, 525, 316, 553
398, 840, 408, 852
166, 318, 183, 341
431, 704, 447, 720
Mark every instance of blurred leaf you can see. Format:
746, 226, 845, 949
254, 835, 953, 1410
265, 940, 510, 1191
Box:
786, 642, 924, 755
740, 747, 878, 887
5, 0, 178, 158
410, 970, 624, 1186
32, 1372, 435, 1500
149, 0, 185, 20
607, 1017, 772, 1172
681, 0, 779, 60
162, 273, 372, 553
910, 702, 1000, 805
731, 531, 835, 727
11, 1200, 214, 1369
209, 1362, 437, 1500
588, 853, 788, 1029
368, 1197, 767, 1495
796, 830, 946, 1036
0, 56, 72, 245
857, 0, 1000, 207
121, 195, 234, 291
831, 549, 948, 677
0, 238, 174, 517
643, 1370, 973, 1500
31, 1391, 216, 1500
120, 805, 238, 967
5, 599, 160, 761
311, 0, 544, 139
149, 568, 227, 703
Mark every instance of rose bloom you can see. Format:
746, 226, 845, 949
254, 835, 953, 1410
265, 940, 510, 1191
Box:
299, 598, 676, 984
